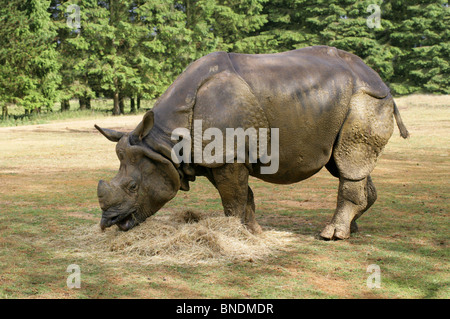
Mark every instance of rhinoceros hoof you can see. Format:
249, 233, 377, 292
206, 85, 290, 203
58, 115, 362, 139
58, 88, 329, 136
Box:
320, 223, 351, 240
245, 222, 263, 235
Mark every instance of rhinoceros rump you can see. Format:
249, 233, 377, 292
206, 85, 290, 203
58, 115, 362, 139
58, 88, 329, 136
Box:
95, 46, 409, 240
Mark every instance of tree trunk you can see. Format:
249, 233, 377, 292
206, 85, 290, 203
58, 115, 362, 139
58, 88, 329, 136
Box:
112, 90, 120, 115
137, 95, 141, 110
119, 93, 125, 114
130, 97, 136, 113
61, 99, 70, 112
86, 97, 91, 110
186, 0, 191, 28
1, 104, 8, 119
79, 97, 86, 110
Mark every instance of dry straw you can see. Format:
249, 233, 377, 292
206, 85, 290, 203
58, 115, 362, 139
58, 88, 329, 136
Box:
69, 210, 296, 265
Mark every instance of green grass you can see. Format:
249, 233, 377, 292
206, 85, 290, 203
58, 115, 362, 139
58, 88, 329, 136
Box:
0, 94, 449, 299
1, 171, 447, 298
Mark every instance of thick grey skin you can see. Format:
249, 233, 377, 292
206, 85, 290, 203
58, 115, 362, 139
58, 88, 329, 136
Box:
96, 46, 409, 240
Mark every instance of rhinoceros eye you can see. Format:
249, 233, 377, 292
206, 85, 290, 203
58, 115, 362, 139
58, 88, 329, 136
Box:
128, 181, 138, 192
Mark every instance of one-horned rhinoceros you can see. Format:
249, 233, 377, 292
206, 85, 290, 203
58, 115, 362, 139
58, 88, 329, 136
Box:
95, 46, 409, 240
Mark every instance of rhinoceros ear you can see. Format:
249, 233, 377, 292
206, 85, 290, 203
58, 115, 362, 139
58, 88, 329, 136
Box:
133, 110, 154, 141
94, 125, 124, 142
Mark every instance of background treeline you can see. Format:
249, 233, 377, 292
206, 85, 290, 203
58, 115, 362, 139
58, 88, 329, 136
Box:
0, 0, 448, 118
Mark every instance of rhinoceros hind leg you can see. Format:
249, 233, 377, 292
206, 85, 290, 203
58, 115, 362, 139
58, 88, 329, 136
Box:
350, 175, 377, 233
333, 92, 394, 181
321, 92, 391, 240
320, 175, 376, 240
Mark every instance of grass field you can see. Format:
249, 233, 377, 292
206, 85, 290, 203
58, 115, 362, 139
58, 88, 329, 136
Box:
0, 94, 448, 299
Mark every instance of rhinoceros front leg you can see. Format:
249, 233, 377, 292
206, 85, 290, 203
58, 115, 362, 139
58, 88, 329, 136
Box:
244, 186, 262, 234
210, 164, 262, 234
320, 176, 377, 240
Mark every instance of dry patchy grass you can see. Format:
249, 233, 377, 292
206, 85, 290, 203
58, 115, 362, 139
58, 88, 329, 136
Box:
65, 210, 296, 266
0, 94, 449, 299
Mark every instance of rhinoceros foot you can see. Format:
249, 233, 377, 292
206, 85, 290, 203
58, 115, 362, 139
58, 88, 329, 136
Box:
319, 223, 351, 240
245, 220, 263, 235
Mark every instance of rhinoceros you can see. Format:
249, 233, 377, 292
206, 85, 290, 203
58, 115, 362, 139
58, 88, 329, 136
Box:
95, 46, 409, 240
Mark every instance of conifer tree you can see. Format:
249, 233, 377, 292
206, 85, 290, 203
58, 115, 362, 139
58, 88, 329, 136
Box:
181, 0, 269, 54
388, 0, 449, 94
319, 0, 395, 83
0, 0, 61, 116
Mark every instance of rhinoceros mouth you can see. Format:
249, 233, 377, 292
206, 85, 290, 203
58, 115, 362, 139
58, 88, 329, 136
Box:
100, 210, 136, 231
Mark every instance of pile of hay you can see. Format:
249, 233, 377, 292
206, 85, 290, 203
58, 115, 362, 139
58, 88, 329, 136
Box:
70, 210, 296, 265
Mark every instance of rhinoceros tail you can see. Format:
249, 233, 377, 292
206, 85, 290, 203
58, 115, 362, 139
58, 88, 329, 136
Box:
393, 101, 410, 139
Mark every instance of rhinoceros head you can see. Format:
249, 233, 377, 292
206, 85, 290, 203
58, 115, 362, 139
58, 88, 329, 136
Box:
95, 111, 180, 231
